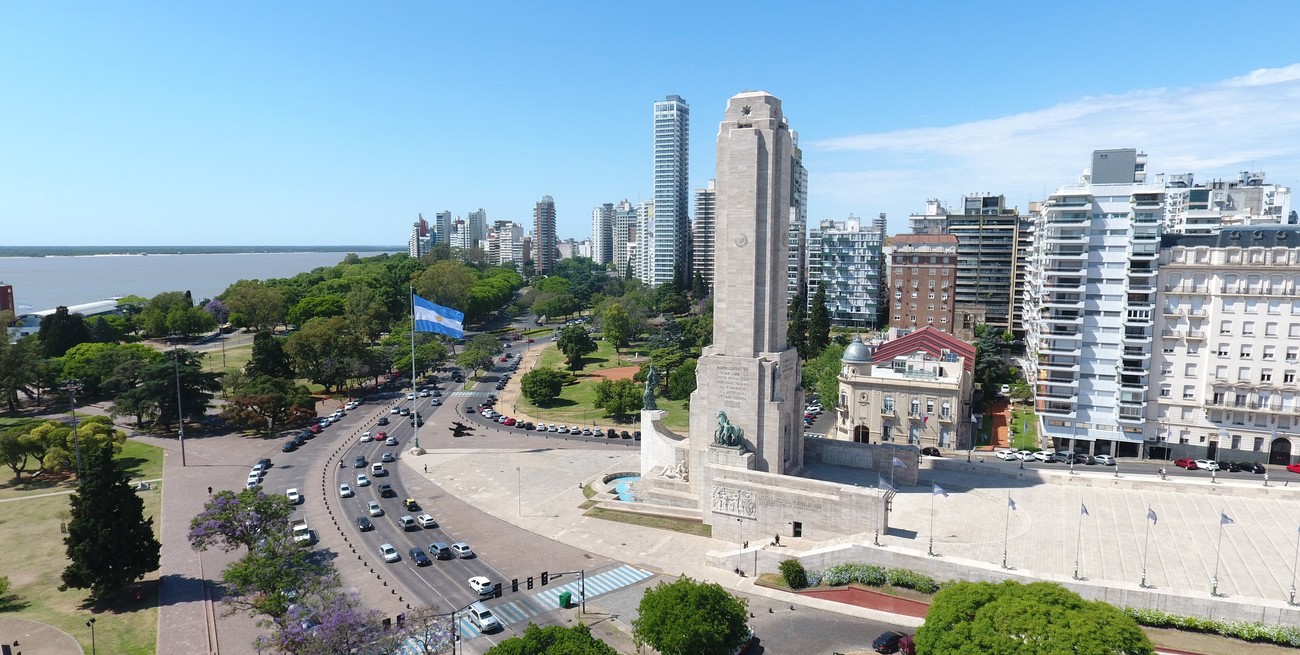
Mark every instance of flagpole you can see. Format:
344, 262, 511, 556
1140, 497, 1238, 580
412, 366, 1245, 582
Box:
928, 489, 936, 557
1139, 514, 1153, 589
1073, 501, 1084, 580
411, 286, 420, 450
1289, 525, 1299, 606
1211, 513, 1226, 597
889, 444, 896, 488
1001, 491, 1011, 570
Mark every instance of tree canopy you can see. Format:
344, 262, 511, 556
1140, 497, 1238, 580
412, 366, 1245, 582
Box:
807, 282, 830, 356
487, 623, 618, 655
520, 368, 570, 405
593, 378, 642, 420
556, 325, 597, 371
632, 577, 749, 655
915, 580, 1153, 655
61, 442, 161, 601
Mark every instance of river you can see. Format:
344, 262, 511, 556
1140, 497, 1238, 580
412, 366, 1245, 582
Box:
0, 251, 395, 312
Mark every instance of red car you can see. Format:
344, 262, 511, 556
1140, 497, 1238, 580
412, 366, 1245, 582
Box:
376, 431, 387, 440
500, 355, 509, 362
503, 417, 517, 426
1286, 463, 1300, 474
526, 338, 534, 343
308, 423, 322, 434
1174, 458, 1198, 470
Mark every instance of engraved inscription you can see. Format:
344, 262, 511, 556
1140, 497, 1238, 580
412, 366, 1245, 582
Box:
821, 445, 874, 469
711, 486, 757, 518
713, 364, 750, 408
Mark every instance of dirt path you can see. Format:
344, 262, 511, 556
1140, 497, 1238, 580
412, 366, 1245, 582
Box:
988, 399, 1010, 448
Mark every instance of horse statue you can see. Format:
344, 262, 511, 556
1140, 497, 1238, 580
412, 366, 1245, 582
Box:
713, 411, 745, 447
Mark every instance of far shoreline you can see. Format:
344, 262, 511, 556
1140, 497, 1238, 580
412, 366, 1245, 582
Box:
0, 245, 402, 258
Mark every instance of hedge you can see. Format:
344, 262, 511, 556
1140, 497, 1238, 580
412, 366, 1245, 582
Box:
803, 563, 938, 594
778, 559, 808, 589
1123, 607, 1300, 647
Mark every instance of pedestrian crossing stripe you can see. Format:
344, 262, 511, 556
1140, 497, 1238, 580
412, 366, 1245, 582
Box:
434, 565, 655, 644
449, 390, 491, 397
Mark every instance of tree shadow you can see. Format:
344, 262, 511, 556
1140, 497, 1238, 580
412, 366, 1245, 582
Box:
78, 578, 164, 613
536, 398, 578, 409
0, 591, 31, 612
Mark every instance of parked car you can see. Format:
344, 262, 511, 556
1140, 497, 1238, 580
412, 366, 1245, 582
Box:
994, 449, 1017, 460
1194, 459, 1219, 471
1286, 463, 1300, 474
920, 446, 941, 457
286, 488, 301, 504
1242, 461, 1266, 474
282, 440, 297, 452
1014, 450, 1034, 461
872, 630, 915, 654
1032, 450, 1052, 462
1174, 458, 1198, 469
1094, 454, 1116, 466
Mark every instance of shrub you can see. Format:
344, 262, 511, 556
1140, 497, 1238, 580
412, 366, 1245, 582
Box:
885, 568, 939, 593
778, 559, 807, 589
1122, 607, 1300, 647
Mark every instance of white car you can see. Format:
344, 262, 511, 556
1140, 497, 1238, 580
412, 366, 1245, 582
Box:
286, 488, 301, 504
1032, 450, 1052, 462
346, 401, 359, 410
1014, 450, 1035, 461
451, 542, 474, 558
390, 406, 401, 414
338, 483, 353, 498
406, 393, 417, 400
381, 452, 395, 463
380, 543, 400, 563
360, 431, 373, 443
356, 474, 370, 487
416, 514, 438, 528
1195, 458, 1218, 471
1000, 384, 1011, 395
468, 575, 493, 595
994, 449, 1017, 461
1095, 454, 1116, 466
384, 437, 398, 447
419, 390, 430, 397
368, 501, 383, 516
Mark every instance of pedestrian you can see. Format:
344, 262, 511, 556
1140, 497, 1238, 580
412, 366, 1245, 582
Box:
208, 486, 213, 495
423, 464, 427, 473
774, 534, 780, 546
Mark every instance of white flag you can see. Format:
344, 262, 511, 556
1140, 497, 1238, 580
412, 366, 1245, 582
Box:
892, 456, 906, 468
1220, 512, 1235, 526
879, 480, 897, 494
1080, 503, 1089, 516
1147, 508, 1158, 525
1218, 426, 1230, 440
1008, 496, 1017, 511
932, 483, 949, 498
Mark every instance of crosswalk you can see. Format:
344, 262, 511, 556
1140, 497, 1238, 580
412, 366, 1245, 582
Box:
449, 390, 489, 397
393, 564, 655, 650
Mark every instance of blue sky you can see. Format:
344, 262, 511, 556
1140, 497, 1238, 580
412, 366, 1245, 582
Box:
5, 2, 1300, 246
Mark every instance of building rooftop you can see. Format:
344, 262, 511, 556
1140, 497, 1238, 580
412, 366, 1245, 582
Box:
872, 326, 975, 373
1162, 224, 1300, 250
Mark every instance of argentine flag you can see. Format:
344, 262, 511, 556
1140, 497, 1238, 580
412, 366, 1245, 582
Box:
413, 294, 464, 338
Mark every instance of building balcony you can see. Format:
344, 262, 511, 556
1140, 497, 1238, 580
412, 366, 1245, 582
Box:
1187, 330, 1206, 340
937, 413, 954, 423
1162, 306, 1183, 317
1037, 391, 1077, 400
1161, 330, 1183, 339
1037, 402, 1075, 415
880, 407, 895, 416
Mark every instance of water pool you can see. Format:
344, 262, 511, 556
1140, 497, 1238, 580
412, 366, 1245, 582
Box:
610, 475, 640, 502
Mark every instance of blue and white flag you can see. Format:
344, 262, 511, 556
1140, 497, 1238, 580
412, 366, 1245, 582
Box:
413, 294, 464, 338
932, 483, 949, 498
1220, 512, 1235, 526
892, 456, 906, 468
1008, 496, 1017, 511
879, 480, 897, 494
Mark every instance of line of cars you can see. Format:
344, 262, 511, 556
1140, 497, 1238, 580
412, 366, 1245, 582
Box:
282, 400, 365, 453
472, 397, 640, 440
1172, 458, 1268, 473
993, 449, 1115, 466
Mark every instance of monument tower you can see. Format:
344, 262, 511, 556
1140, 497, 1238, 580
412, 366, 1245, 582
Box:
688, 91, 804, 488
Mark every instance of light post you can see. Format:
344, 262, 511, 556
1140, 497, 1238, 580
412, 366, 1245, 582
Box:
172, 345, 187, 467
86, 617, 96, 655
516, 467, 522, 517
62, 380, 84, 477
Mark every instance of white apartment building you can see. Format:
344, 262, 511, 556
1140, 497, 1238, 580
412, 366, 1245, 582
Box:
651, 95, 689, 287
408, 215, 432, 258
613, 200, 636, 277
806, 215, 884, 328
786, 212, 805, 302
1027, 149, 1162, 457
1150, 225, 1300, 466
634, 200, 655, 284
591, 203, 614, 266
487, 220, 524, 266
1162, 171, 1292, 236
693, 181, 716, 289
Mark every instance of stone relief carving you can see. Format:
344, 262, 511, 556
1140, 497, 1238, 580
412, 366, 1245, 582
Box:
711, 485, 757, 518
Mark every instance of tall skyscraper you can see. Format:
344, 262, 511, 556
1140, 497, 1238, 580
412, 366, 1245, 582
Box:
534, 195, 557, 275
408, 215, 431, 258
806, 216, 884, 328
787, 131, 809, 303
635, 200, 655, 283
652, 95, 690, 288
434, 210, 453, 246
591, 203, 615, 266
1026, 148, 1162, 457
693, 180, 717, 289
613, 200, 636, 277
888, 234, 959, 334
466, 208, 488, 249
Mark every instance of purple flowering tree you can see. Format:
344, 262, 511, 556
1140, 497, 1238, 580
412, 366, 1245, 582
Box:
203, 298, 231, 326
257, 593, 404, 655
187, 489, 295, 552
394, 605, 455, 654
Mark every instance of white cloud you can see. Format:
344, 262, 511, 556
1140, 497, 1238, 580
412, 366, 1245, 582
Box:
807, 64, 1300, 228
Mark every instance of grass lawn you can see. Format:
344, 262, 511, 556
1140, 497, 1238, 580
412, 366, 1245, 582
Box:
585, 507, 712, 537
0, 466, 162, 654
0, 437, 164, 502
518, 375, 690, 433
533, 339, 633, 373
1010, 406, 1039, 451
200, 341, 251, 376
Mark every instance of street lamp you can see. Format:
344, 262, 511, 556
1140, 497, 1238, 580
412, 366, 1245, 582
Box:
86, 617, 96, 655
62, 380, 84, 477
171, 341, 188, 467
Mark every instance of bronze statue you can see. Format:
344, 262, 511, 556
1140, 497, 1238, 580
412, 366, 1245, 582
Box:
713, 411, 744, 447
642, 364, 659, 410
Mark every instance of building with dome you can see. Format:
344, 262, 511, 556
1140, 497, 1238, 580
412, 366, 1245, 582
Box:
833, 327, 976, 450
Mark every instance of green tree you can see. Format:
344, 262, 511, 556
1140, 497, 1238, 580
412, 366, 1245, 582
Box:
456, 334, 501, 377
413, 260, 478, 314
690, 271, 709, 302
39, 306, 92, 358
665, 359, 697, 401
593, 378, 644, 420
0, 428, 34, 482
287, 294, 347, 327
247, 331, 295, 378
807, 282, 830, 356
221, 372, 317, 434
61, 442, 161, 601
284, 316, 366, 392
110, 349, 222, 430
0, 337, 39, 412
632, 577, 749, 655
787, 289, 808, 359
221, 537, 332, 620
520, 368, 570, 405
167, 305, 217, 339
556, 325, 597, 371
649, 347, 688, 385
487, 623, 618, 655
601, 303, 636, 363
801, 342, 847, 408
222, 280, 287, 331
915, 580, 1153, 655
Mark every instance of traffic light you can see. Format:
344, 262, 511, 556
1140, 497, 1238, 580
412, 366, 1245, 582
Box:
541, 571, 549, 586
527, 576, 534, 589
511, 578, 518, 593
493, 583, 503, 598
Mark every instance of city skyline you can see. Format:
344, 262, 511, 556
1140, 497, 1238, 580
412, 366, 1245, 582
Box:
6, 3, 1300, 245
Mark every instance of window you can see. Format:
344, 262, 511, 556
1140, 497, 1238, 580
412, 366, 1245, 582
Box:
910, 399, 920, 417
1238, 367, 1251, 381
1291, 324, 1300, 338
1262, 370, 1273, 382
1182, 385, 1195, 400
1223, 300, 1237, 314
1243, 321, 1255, 336
1267, 322, 1279, 336
940, 402, 951, 418
1255, 437, 1265, 452
928, 280, 935, 289
883, 396, 894, 412
1219, 320, 1233, 334
839, 390, 847, 408
1184, 363, 1197, 377
1212, 391, 1224, 404
1240, 345, 1252, 359
1217, 345, 1230, 358
1159, 385, 1171, 398
1264, 346, 1276, 361
1246, 299, 1259, 313
1215, 365, 1228, 379
926, 400, 935, 414
1288, 347, 1298, 363
1187, 345, 1200, 355
882, 425, 893, 442
1288, 371, 1297, 384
